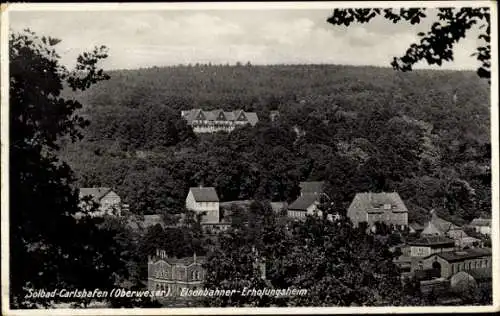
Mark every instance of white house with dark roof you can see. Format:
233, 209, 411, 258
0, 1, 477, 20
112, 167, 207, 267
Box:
287, 181, 331, 220
78, 187, 121, 217
181, 109, 259, 133
347, 192, 408, 229
287, 194, 322, 219
186, 187, 220, 224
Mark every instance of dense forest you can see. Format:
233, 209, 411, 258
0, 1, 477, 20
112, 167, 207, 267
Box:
60, 63, 491, 225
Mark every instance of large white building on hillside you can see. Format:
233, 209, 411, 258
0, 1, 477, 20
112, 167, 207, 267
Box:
181, 109, 259, 133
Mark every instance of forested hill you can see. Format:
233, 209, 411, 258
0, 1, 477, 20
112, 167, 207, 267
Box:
61, 64, 491, 225
70, 64, 489, 141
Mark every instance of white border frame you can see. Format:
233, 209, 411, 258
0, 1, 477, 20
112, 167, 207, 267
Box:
1, 1, 498, 315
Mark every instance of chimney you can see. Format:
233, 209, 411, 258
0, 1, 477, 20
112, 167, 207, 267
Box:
193, 252, 197, 263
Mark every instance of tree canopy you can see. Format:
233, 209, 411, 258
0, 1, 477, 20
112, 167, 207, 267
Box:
327, 7, 491, 81
8, 29, 121, 308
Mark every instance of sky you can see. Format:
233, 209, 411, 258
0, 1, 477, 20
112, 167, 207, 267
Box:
8, 5, 486, 71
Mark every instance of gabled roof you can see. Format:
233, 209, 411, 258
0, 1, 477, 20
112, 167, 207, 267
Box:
349, 192, 408, 213
408, 236, 455, 247
245, 112, 259, 126
215, 109, 226, 120
79, 187, 113, 201
288, 194, 319, 211
189, 187, 219, 202
152, 255, 206, 266
234, 110, 246, 121
470, 218, 491, 227
422, 212, 461, 235
181, 109, 258, 126
195, 109, 205, 120
299, 181, 325, 195
421, 221, 445, 236
436, 248, 492, 262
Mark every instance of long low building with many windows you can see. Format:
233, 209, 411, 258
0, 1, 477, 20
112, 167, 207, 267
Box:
421, 248, 492, 279
181, 109, 259, 133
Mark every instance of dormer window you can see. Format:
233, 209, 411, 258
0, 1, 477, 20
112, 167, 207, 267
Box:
237, 112, 247, 121
383, 204, 391, 210
196, 111, 205, 120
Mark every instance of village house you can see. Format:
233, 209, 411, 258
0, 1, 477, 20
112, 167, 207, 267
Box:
148, 250, 206, 298
407, 236, 456, 257
287, 181, 330, 220
468, 218, 492, 236
181, 109, 259, 133
78, 187, 122, 217
185, 187, 220, 224
421, 210, 461, 236
287, 194, 323, 219
346, 192, 408, 229
421, 210, 480, 248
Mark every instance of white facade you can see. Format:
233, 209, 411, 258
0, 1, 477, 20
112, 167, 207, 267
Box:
185, 190, 220, 223
191, 121, 248, 133
409, 245, 455, 257
287, 203, 322, 220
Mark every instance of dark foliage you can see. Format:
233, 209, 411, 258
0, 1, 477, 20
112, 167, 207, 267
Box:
61, 64, 490, 227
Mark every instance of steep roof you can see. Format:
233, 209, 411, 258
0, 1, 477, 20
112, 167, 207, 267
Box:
408, 236, 455, 247
288, 194, 319, 211
422, 211, 461, 235
349, 192, 408, 213
79, 187, 113, 201
245, 112, 259, 126
299, 181, 325, 195
470, 218, 491, 227
421, 221, 445, 236
436, 248, 492, 262
152, 255, 206, 266
189, 187, 219, 202
181, 109, 259, 126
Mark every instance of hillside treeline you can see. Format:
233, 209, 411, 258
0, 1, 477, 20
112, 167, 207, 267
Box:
60, 64, 491, 225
